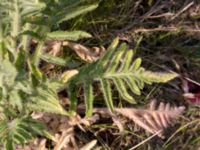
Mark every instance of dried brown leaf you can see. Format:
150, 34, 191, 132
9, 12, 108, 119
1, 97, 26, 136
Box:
63, 41, 105, 62
111, 115, 124, 133
54, 128, 74, 150
43, 41, 62, 56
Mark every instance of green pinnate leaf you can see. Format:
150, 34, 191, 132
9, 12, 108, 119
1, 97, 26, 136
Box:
68, 38, 178, 115
0, 117, 47, 150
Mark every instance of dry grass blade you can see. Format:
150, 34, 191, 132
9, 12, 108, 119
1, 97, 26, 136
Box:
171, 1, 194, 20
115, 100, 185, 137
129, 130, 163, 150
134, 27, 200, 33
63, 41, 105, 62
80, 140, 97, 150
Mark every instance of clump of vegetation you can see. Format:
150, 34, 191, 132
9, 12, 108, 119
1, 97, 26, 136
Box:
0, 0, 98, 149
0, 0, 199, 149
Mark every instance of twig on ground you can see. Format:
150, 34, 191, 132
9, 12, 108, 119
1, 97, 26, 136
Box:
171, 1, 194, 20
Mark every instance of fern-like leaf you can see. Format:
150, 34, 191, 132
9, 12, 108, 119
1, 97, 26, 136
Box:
115, 100, 185, 137
28, 85, 68, 116
0, 59, 68, 116
68, 38, 178, 116
0, 116, 46, 150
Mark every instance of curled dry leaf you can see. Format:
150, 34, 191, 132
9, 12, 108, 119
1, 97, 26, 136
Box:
111, 115, 124, 133
54, 128, 74, 150
34, 40, 105, 63
63, 41, 105, 62
182, 77, 200, 105
43, 41, 62, 56
115, 100, 185, 137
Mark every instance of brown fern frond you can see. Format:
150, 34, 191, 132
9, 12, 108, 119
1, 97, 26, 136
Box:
115, 100, 185, 137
